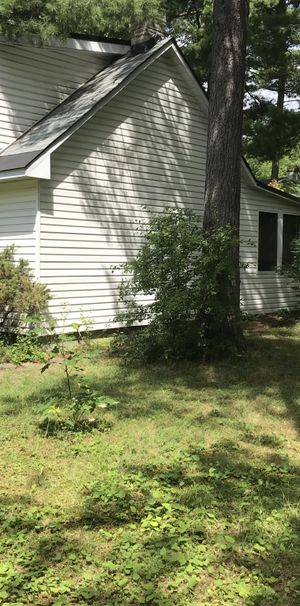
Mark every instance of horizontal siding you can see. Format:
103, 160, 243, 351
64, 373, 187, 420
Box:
240, 187, 300, 312
40, 52, 206, 329
0, 180, 37, 275
40, 49, 300, 329
0, 43, 111, 151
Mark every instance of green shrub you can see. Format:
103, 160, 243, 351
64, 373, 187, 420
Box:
112, 209, 242, 362
0, 333, 47, 364
0, 245, 49, 335
281, 238, 300, 302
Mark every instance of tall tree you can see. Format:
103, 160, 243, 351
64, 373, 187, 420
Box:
203, 0, 249, 345
245, 0, 300, 180
166, 1, 213, 84
0, 0, 163, 40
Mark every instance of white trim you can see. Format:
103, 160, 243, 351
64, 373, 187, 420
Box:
0, 154, 51, 182
257, 208, 300, 274
171, 46, 209, 115
0, 169, 27, 181
257, 209, 278, 275
26, 154, 51, 179
35, 181, 41, 280
277, 212, 283, 268
50, 38, 130, 55
0, 35, 130, 56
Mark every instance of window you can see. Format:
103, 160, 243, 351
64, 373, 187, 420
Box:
258, 212, 278, 271
282, 214, 300, 266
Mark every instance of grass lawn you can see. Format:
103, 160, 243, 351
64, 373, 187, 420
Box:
0, 318, 299, 606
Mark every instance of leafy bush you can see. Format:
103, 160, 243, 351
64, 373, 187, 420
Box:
112, 209, 242, 362
281, 238, 300, 302
0, 333, 47, 364
0, 245, 49, 335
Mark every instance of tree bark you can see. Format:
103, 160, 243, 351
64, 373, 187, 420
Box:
203, 0, 249, 348
271, 72, 286, 181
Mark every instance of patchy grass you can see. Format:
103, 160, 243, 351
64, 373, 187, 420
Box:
0, 320, 299, 605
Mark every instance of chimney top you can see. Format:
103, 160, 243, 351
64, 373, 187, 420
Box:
131, 20, 166, 55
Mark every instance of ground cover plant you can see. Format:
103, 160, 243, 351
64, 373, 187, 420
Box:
0, 316, 299, 605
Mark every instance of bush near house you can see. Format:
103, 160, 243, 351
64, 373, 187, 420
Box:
0, 246, 50, 363
0, 245, 49, 336
113, 209, 241, 362
282, 238, 300, 301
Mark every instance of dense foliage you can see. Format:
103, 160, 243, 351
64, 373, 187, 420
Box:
113, 209, 242, 361
281, 237, 300, 301
244, 0, 300, 179
246, 143, 300, 196
0, 0, 164, 40
0, 1, 298, 185
0, 245, 49, 335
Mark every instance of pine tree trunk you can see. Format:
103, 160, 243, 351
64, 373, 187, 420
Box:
203, 0, 249, 349
271, 71, 286, 181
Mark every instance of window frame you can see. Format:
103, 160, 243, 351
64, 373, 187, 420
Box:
257, 208, 300, 274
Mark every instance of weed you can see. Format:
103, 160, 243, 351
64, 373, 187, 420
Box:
39, 323, 118, 434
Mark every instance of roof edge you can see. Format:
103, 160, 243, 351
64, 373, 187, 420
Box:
0, 34, 130, 55
1, 35, 299, 207
171, 40, 300, 206
0, 37, 173, 176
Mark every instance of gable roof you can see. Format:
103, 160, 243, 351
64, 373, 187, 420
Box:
0, 36, 298, 206
0, 37, 173, 174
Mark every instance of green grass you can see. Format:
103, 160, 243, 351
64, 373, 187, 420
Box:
0, 319, 300, 605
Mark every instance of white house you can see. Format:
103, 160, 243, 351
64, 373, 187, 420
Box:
0, 32, 299, 330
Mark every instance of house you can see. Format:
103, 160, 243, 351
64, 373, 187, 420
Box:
0, 30, 299, 331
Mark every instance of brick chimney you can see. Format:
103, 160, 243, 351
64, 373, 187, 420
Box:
131, 20, 166, 54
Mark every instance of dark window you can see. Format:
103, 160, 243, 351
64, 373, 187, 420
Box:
258, 212, 278, 271
282, 214, 300, 266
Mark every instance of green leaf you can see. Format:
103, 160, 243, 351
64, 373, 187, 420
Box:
236, 581, 251, 597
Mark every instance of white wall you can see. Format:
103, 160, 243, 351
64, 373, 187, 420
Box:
39, 51, 207, 329
240, 187, 300, 313
0, 179, 38, 275
0, 43, 111, 151
39, 49, 300, 328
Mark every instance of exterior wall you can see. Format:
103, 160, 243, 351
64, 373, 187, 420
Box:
0, 179, 38, 275
39, 52, 207, 329
240, 187, 300, 313
0, 43, 111, 151
38, 50, 300, 329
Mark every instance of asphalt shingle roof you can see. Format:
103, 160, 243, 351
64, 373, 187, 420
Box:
0, 37, 172, 172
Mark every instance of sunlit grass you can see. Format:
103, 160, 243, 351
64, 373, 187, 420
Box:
0, 319, 299, 605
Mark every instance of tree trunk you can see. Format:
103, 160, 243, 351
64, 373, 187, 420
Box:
271, 71, 286, 181
203, 0, 249, 349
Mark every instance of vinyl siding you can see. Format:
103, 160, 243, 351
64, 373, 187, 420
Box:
39, 52, 207, 329
0, 43, 111, 151
39, 50, 300, 329
0, 179, 38, 275
240, 187, 300, 313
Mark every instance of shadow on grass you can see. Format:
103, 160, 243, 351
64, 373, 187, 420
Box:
0, 326, 299, 602
0, 439, 299, 604
70, 442, 300, 604
4, 330, 297, 433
